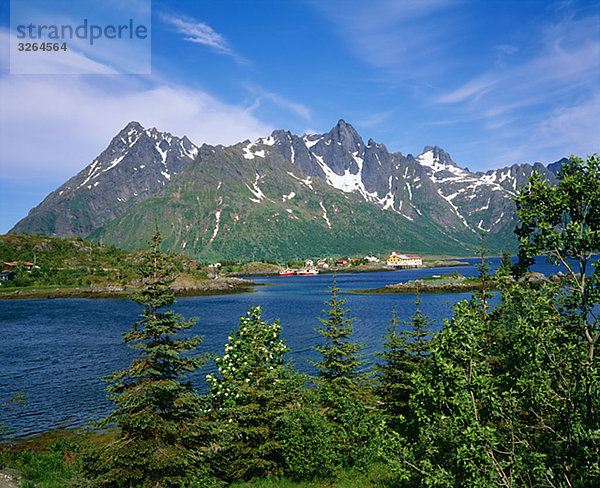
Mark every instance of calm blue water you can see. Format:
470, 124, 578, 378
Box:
0, 257, 575, 437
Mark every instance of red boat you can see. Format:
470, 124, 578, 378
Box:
279, 268, 295, 276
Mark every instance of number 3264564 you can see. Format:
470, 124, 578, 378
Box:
18, 42, 67, 52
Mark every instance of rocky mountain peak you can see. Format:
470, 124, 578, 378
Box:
327, 119, 364, 153
422, 145, 457, 168
11, 119, 564, 259
547, 157, 569, 176
119, 120, 144, 133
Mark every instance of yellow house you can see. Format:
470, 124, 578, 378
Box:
386, 252, 422, 267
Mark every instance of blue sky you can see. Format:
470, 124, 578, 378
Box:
1, 0, 599, 233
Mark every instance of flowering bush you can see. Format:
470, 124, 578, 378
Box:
205, 306, 304, 481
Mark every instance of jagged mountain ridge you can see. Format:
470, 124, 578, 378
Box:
10, 122, 198, 236
10, 120, 560, 259
89, 140, 475, 259
262, 122, 557, 241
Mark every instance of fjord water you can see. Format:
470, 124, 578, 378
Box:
0, 257, 568, 437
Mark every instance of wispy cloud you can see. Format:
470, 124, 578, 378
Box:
431, 8, 600, 166
435, 75, 499, 104
244, 85, 311, 121
160, 13, 247, 63
309, 0, 464, 73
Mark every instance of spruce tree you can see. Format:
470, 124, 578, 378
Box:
310, 276, 381, 469
376, 287, 432, 431
311, 275, 368, 394
93, 230, 208, 488
205, 306, 304, 481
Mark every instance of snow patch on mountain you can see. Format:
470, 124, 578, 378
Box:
156, 143, 168, 164
243, 142, 266, 159
304, 135, 320, 149
246, 173, 266, 203
209, 210, 221, 243
259, 135, 276, 146
319, 201, 332, 228
288, 171, 313, 190
437, 188, 471, 230
312, 151, 380, 203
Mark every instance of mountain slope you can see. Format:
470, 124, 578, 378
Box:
90, 141, 474, 260
10, 121, 199, 237
263, 121, 558, 252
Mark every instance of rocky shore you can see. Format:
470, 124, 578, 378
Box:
0, 277, 255, 300
350, 271, 555, 295
351, 280, 490, 294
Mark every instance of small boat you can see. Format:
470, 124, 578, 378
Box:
279, 268, 295, 276
296, 268, 319, 276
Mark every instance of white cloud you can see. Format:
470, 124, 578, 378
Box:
435, 75, 499, 104
159, 13, 246, 63
536, 94, 600, 150
0, 75, 273, 184
431, 11, 600, 168
244, 85, 311, 121
471, 92, 600, 169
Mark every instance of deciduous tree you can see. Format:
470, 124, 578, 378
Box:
204, 306, 304, 481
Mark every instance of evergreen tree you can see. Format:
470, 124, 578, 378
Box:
311, 275, 368, 394
91, 230, 208, 488
474, 230, 493, 319
377, 287, 432, 430
204, 306, 304, 482
376, 307, 409, 423
309, 276, 382, 470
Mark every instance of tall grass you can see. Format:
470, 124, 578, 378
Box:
1, 449, 72, 488
229, 464, 400, 488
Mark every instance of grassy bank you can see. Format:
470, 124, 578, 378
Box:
1, 429, 398, 488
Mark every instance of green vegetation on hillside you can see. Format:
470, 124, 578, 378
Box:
88, 145, 498, 261
0, 234, 205, 294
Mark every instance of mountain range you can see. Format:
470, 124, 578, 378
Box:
10, 120, 563, 260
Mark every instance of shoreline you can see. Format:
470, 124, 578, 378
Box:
0, 261, 472, 300
0, 277, 256, 301
231, 260, 472, 278
349, 271, 557, 295
348, 282, 495, 294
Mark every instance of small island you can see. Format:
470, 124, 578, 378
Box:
350, 271, 487, 294
351, 270, 556, 294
